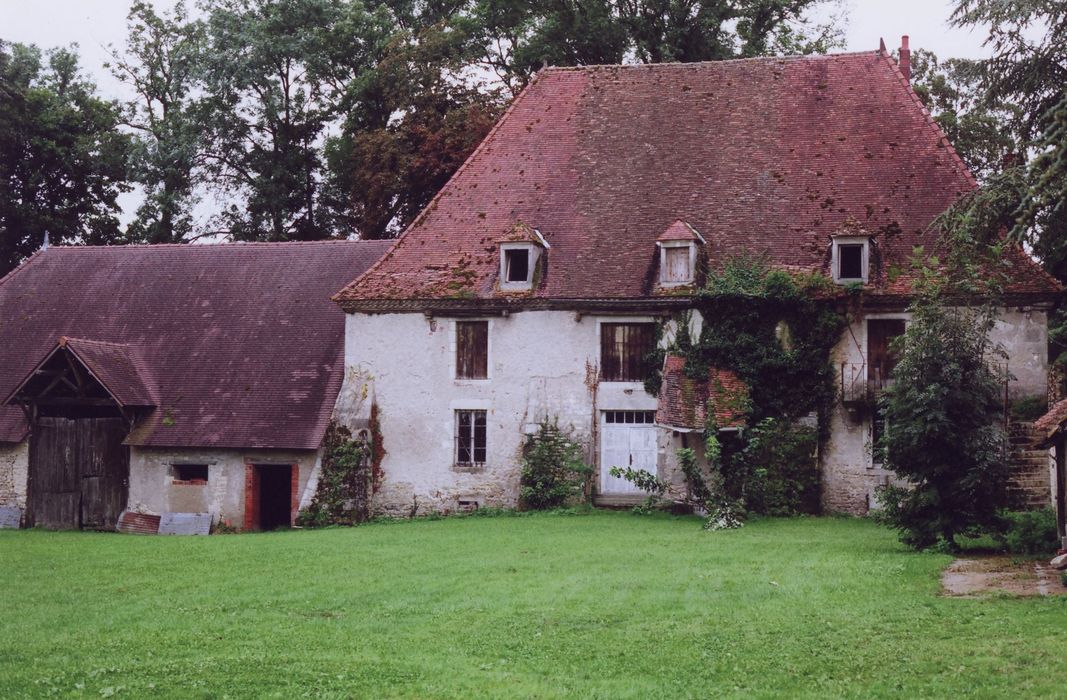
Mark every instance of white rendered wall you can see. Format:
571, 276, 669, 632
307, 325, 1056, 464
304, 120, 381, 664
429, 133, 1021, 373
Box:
341, 310, 664, 515
128, 447, 317, 527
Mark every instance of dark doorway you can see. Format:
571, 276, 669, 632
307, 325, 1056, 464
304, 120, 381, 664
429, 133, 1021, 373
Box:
255, 465, 293, 530
27, 416, 129, 530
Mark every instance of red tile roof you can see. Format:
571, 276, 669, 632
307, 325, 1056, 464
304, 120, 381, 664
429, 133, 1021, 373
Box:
1034, 398, 1067, 446
657, 221, 703, 243
0, 241, 390, 447
656, 355, 749, 431
335, 51, 1058, 310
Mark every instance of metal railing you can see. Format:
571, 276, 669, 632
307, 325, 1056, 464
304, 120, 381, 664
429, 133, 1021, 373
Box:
840, 363, 894, 406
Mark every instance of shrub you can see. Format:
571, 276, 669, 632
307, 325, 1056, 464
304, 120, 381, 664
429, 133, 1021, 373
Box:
519, 420, 592, 510
996, 508, 1059, 555
298, 422, 372, 527
1009, 395, 1048, 422
724, 418, 820, 516
877, 298, 1010, 551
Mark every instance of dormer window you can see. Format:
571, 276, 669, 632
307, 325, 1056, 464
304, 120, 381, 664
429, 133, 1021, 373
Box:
498, 223, 549, 292
832, 236, 870, 283
656, 220, 705, 287
504, 248, 530, 283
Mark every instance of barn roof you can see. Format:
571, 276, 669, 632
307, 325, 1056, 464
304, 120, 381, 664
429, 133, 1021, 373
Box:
335, 50, 1058, 311
5, 337, 157, 408
656, 355, 749, 431
0, 240, 390, 448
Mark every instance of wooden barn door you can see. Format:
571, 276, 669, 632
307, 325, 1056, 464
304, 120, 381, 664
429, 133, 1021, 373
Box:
27, 417, 130, 530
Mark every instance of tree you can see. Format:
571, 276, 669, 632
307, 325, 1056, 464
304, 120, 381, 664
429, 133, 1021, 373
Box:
108, 1, 206, 244
0, 41, 131, 276
196, 0, 393, 241
907, 49, 1017, 181
472, 0, 845, 94
949, 0, 1067, 366
877, 294, 1009, 551
325, 18, 504, 239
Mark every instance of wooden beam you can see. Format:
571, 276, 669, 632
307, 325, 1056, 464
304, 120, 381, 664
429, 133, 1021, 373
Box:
32, 397, 118, 408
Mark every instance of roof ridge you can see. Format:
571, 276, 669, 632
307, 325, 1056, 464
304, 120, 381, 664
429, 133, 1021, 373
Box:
333, 67, 554, 304
541, 50, 880, 73
42, 239, 391, 252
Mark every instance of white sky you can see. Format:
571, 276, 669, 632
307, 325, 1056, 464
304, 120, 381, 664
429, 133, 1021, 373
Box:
0, 0, 999, 225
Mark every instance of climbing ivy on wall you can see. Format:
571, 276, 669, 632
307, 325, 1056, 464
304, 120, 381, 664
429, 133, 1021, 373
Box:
677, 255, 845, 516
298, 420, 375, 527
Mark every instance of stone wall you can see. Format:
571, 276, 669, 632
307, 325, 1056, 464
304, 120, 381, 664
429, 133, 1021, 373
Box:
0, 440, 28, 512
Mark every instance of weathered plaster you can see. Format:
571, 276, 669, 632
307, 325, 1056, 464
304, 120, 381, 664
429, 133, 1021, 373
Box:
342, 310, 665, 515
0, 440, 29, 511
128, 447, 318, 527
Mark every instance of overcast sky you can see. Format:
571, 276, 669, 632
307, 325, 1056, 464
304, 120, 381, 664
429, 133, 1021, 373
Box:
1, 0, 998, 103
0, 0, 999, 227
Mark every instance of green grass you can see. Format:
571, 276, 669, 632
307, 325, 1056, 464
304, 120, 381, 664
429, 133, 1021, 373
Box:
1, 511, 1065, 698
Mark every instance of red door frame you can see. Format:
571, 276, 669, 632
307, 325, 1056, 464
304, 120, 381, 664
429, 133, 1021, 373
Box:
243, 462, 300, 531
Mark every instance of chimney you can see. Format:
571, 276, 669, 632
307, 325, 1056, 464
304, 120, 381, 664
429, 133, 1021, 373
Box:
41, 230, 49, 251
899, 35, 911, 83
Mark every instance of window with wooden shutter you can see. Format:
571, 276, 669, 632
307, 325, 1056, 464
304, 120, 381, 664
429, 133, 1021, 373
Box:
601, 323, 657, 382
456, 321, 488, 379
662, 245, 692, 283
867, 319, 906, 386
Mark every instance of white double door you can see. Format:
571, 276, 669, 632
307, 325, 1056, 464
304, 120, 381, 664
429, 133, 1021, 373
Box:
600, 411, 659, 494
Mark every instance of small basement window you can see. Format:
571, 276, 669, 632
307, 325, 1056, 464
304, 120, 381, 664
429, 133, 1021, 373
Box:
504, 248, 530, 283
455, 409, 487, 467
172, 464, 208, 484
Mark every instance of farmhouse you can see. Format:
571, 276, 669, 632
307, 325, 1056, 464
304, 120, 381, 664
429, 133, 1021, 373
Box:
0, 240, 389, 530
332, 42, 1061, 516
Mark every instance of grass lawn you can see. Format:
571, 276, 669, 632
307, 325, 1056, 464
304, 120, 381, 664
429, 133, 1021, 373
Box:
1, 512, 1065, 698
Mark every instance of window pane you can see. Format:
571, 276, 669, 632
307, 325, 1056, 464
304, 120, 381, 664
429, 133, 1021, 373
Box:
601, 323, 656, 381
456, 321, 488, 379
838, 244, 864, 279
505, 249, 530, 282
474, 411, 486, 462
457, 411, 472, 463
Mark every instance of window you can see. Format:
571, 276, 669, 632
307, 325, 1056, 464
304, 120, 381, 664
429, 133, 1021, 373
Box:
601, 323, 657, 382
867, 319, 906, 387
172, 464, 208, 484
838, 244, 864, 279
456, 321, 488, 379
455, 410, 487, 466
662, 245, 692, 284
504, 248, 530, 283
604, 411, 657, 424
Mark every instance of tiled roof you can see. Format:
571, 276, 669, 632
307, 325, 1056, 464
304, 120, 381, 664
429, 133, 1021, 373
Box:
1034, 398, 1067, 446
0, 240, 390, 447
5, 338, 158, 408
656, 355, 749, 431
335, 50, 1058, 310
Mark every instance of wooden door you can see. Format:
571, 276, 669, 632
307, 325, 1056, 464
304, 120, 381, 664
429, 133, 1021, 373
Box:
868, 319, 906, 385
27, 417, 129, 530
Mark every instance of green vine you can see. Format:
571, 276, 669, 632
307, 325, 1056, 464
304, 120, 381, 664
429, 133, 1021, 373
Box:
298, 420, 375, 527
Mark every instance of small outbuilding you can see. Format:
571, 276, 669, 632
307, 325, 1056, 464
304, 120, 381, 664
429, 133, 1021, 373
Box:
0, 240, 389, 530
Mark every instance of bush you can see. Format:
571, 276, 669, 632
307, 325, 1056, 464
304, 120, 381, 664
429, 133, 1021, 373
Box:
996, 508, 1059, 555
722, 418, 820, 516
519, 420, 592, 510
1009, 396, 1048, 422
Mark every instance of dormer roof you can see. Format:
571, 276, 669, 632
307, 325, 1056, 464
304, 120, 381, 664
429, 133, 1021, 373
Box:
496, 221, 550, 248
657, 220, 705, 244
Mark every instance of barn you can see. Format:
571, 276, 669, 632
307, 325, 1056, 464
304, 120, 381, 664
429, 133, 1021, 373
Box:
0, 240, 389, 531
